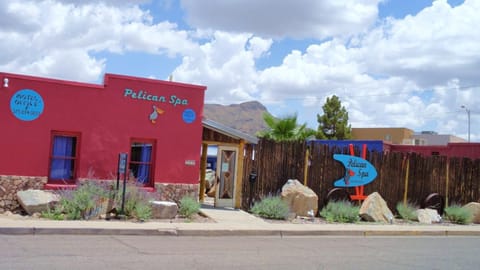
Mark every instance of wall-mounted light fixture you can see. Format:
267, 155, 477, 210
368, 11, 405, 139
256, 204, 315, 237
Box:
3, 78, 8, 88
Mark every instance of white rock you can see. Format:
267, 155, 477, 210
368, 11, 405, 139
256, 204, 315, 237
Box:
16, 190, 60, 215
150, 201, 178, 219
417, 209, 441, 224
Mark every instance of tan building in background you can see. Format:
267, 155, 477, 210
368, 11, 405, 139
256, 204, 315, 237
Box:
411, 132, 465, 145
352, 128, 414, 144
352, 128, 466, 145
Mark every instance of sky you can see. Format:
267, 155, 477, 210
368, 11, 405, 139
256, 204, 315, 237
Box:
1, 0, 479, 141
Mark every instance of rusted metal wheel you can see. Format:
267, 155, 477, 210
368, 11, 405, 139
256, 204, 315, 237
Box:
325, 188, 351, 205
421, 193, 445, 215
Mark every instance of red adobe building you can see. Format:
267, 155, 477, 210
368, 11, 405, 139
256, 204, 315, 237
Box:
0, 72, 206, 211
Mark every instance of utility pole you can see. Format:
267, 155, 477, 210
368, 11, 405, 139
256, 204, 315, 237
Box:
461, 105, 471, 142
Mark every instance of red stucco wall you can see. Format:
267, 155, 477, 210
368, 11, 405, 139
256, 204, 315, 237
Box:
0, 72, 206, 185
388, 143, 480, 159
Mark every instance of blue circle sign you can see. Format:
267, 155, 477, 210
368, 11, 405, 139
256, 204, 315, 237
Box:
182, 109, 196, 124
10, 89, 44, 121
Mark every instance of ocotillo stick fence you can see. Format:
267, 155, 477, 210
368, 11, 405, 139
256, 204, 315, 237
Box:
241, 139, 480, 212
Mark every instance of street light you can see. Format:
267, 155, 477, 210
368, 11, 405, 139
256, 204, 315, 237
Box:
461, 105, 471, 142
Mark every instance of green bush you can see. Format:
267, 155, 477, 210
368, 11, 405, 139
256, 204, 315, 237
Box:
132, 201, 152, 221
251, 196, 290, 220
179, 196, 200, 219
41, 205, 65, 220
444, 204, 473, 225
320, 201, 360, 223
396, 202, 418, 222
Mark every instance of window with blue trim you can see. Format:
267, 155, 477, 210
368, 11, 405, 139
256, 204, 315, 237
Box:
129, 141, 154, 186
49, 134, 78, 182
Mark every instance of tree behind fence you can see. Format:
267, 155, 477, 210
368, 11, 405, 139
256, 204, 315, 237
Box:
242, 139, 480, 212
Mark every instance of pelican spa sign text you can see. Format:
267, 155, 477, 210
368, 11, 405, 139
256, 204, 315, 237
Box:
124, 88, 189, 107
123, 88, 196, 124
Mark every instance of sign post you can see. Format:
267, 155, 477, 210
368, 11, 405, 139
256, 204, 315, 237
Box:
117, 153, 128, 218
117, 153, 127, 190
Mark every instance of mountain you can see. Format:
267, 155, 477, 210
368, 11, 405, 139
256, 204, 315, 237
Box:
203, 101, 269, 136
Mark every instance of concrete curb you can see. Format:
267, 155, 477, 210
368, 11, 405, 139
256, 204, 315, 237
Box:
2, 226, 480, 237
0, 227, 34, 235
0, 227, 178, 236
176, 229, 282, 237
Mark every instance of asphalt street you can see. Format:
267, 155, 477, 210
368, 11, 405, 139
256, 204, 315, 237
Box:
1, 235, 479, 270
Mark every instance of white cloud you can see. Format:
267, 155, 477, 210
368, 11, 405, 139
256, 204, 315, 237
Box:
22, 50, 105, 82
361, 0, 480, 87
1, 0, 478, 141
0, 0, 195, 81
257, 40, 365, 103
173, 31, 262, 103
247, 37, 273, 59
54, 0, 150, 5
180, 0, 381, 39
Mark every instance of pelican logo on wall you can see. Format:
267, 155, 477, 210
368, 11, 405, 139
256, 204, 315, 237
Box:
10, 89, 44, 121
149, 105, 164, 124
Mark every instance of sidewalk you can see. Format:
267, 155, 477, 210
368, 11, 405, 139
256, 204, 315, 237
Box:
1, 206, 480, 237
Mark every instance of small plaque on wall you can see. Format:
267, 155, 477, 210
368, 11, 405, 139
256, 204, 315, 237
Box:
185, 160, 196, 166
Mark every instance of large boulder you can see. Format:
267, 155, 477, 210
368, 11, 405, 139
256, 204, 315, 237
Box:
416, 208, 442, 224
16, 189, 60, 215
150, 201, 178, 219
280, 179, 318, 217
462, 202, 480, 224
359, 192, 394, 223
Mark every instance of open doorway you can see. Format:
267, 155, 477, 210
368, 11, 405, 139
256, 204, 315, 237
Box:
203, 145, 218, 206
201, 144, 238, 208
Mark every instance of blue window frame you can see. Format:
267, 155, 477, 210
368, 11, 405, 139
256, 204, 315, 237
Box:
49, 133, 79, 182
129, 140, 155, 186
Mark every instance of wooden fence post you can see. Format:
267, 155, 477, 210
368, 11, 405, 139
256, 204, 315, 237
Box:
303, 146, 309, 186
445, 159, 449, 206
403, 155, 410, 205
199, 143, 208, 202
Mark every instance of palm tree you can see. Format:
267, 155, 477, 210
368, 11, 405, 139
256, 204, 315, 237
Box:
257, 113, 316, 142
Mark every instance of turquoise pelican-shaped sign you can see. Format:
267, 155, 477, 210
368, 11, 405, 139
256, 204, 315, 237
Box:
149, 105, 164, 124
333, 154, 377, 188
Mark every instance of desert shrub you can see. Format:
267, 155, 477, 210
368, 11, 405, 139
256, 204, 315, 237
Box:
320, 200, 360, 223
116, 184, 155, 221
444, 204, 473, 225
178, 196, 200, 218
40, 181, 156, 221
44, 181, 110, 220
396, 202, 418, 221
251, 196, 289, 220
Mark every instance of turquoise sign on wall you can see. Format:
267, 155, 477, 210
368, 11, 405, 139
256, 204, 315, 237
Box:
333, 154, 377, 188
10, 89, 44, 121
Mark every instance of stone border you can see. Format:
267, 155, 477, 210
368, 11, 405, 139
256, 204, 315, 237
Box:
154, 183, 199, 202
0, 175, 47, 212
